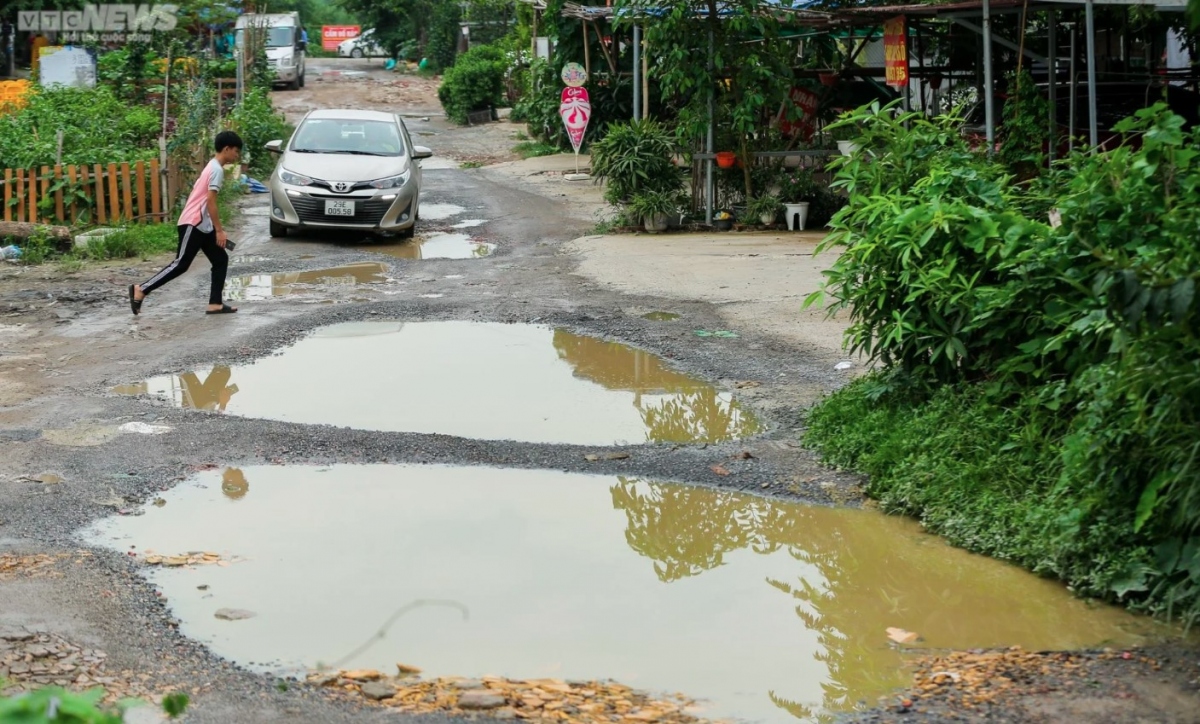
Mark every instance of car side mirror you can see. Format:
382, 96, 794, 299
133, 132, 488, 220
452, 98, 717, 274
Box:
412, 146, 433, 160
265, 140, 283, 154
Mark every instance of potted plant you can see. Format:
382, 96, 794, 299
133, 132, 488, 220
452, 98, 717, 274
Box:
713, 210, 734, 231
629, 189, 682, 233
745, 194, 782, 226
830, 124, 859, 156
715, 151, 737, 169
779, 169, 817, 231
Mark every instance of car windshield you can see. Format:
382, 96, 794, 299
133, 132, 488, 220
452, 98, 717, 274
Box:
290, 119, 406, 157
266, 26, 294, 47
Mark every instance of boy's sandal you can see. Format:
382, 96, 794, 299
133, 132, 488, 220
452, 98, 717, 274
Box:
128, 285, 142, 315
206, 304, 238, 315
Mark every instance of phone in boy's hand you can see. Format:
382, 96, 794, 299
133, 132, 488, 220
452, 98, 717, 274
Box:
225, 239, 236, 251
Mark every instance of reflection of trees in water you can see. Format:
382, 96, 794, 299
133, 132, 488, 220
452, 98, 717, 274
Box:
639, 390, 760, 444
551, 330, 760, 443
609, 477, 911, 719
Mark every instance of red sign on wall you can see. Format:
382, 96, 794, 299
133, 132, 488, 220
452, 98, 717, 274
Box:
779, 86, 820, 140
883, 16, 909, 89
322, 25, 361, 51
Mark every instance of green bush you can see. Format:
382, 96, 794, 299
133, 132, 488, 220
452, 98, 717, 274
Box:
0, 685, 188, 722
806, 101, 1200, 626
438, 45, 507, 125
589, 119, 681, 206
0, 86, 161, 168
227, 87, 293, 179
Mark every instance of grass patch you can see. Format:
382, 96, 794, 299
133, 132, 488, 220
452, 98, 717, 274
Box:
76, 223, 179, 261
805, 373, 1163, 619
513, 141, 561, 159
460, 161, 483, 169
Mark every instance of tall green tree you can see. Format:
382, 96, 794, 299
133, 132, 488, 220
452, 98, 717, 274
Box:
616, 0, 798, 198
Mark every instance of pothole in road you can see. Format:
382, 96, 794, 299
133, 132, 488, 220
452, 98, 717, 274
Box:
112, 322, 760, 445
83, 464, 1161, 723
418, 203, 466, 221
643, 312, 681, 321
361, 233, 495, 260
224, 263, 390, 301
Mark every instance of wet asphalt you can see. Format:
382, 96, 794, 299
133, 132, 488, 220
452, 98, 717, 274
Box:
0, 161, 862, 722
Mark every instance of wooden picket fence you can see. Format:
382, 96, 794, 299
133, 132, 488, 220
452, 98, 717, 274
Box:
1, 160, 176, 227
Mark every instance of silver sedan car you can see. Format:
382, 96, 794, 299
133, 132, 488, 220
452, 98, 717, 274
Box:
265, 109, 432, 238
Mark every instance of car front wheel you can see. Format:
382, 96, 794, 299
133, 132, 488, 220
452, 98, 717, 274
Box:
351, 48, 363, 58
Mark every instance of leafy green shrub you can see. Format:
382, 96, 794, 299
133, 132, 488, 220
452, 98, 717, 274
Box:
806, 102, 1200, 626
589, 119, 681, 205
0, 685, 188, 722
999, 68, 1051, 175
811, 102, 1035, 382
512, 60, 566, 148
0, 86, 161, 168
227, 87, 293, 179
438, 45, 507, 125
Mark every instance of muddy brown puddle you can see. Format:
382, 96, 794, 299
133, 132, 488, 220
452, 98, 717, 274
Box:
113, 322, 760, 445
357, 232, 495, 260
224, 263, 389, 301
82, 465, 1163, 723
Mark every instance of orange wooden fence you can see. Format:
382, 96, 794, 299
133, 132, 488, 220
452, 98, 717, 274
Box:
1, 160, 172, 226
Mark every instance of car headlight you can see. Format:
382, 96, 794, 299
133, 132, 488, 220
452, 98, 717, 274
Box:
370, 171, 410, 189
280, 169, 313, 186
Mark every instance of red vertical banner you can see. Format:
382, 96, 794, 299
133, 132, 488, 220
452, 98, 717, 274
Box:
779, 86, 820, 141
883, 16, 909, 89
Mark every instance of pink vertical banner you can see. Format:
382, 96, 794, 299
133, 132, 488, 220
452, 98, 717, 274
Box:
560, 86, 592, 154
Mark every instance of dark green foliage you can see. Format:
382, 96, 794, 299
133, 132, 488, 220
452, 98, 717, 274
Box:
806, 101, 1200, 626
999, 68, 1051, 174
0, 685, 188, 722
589, 119, 681, 205
227, 88, 294, 179
438, 45, 507, 125
0, 86, 160, 168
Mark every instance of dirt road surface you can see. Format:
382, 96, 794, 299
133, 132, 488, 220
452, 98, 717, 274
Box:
0, 57, 1197, 723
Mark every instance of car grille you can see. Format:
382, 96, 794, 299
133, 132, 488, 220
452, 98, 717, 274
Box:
291, 194, 400, 225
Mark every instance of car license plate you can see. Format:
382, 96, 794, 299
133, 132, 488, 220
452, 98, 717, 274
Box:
324, 200, 355, 216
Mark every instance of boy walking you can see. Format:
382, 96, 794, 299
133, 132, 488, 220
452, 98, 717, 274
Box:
129, 131, 243, 316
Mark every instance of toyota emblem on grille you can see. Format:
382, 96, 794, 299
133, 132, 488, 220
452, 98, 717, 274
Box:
332, 182, 350, 193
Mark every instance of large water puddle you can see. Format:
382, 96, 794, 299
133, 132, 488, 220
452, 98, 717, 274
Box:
83, 465, 1160, 723
361, 232, 495, 260
113, 322, 760, 445
224, 263, 388, 301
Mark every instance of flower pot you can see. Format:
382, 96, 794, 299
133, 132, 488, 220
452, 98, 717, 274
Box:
818, 72, 839, 87
759, 212, 777, 226
837, 140, 859, 156
784, 202, 810, 231
714, 218, 734, 231
715, 152, 737, 169
644, 213, 670, 234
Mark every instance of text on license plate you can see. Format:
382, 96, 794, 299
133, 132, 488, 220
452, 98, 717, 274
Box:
324, 200, 355, 216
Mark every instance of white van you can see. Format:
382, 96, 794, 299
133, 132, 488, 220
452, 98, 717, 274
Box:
235, 12, 306, 90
